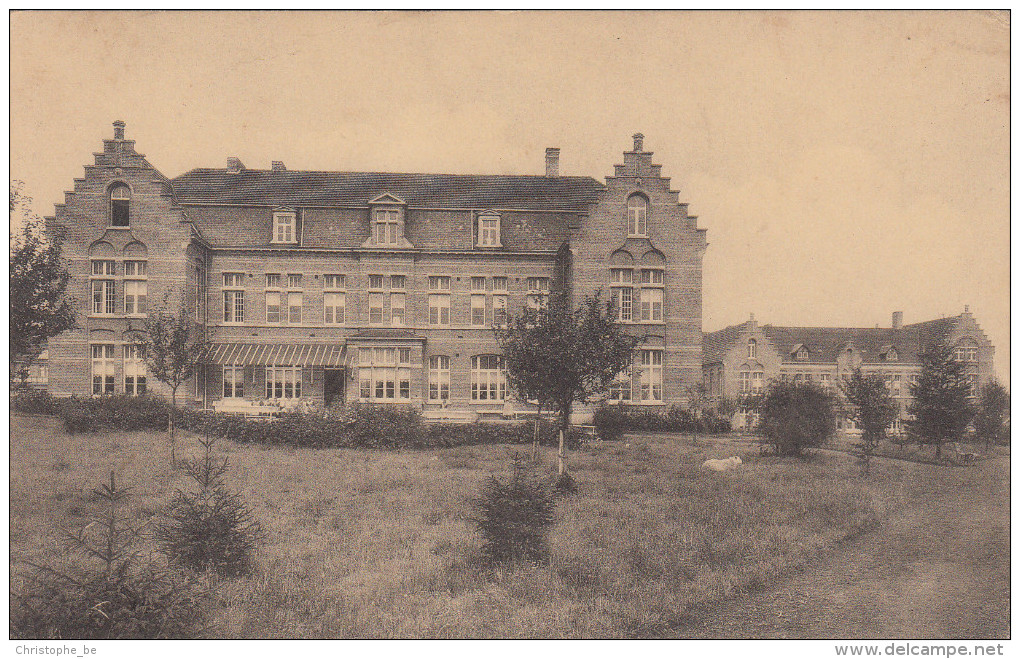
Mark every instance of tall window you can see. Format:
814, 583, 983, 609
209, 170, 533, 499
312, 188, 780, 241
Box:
390, 293, 406, 326
91, 260, 116, 315
471, 294, 487, 326
359, 347, 411, 400
610, 269, 633, 322
223, 365, 244, 398
110, 184, 130, 227
123, 345, 147, 396
639, 268, 664, 322
223, 273, 245, 323
478, 212, 501, 247
526, 277, 549, 310
91, 344, 115, 395
369, 292, 385, 325
493, 277, 508, 326
609, 367, 632, 401
639, 350, 663, 401
471, 355, 506, 401
324, 275, 345, 325
92, 279, 116, 315
287, 291, 302, 324
374, 209, 401, 245
429, 288, 451, 325
751, 370, 764, 392
747, 338, 757, 359
429, 355, 451, 401
123, 281, 146, 316
739, 369, 750, 393
627, 195, 647, 236
273, 212, 296, 244
266, 366, 301, 399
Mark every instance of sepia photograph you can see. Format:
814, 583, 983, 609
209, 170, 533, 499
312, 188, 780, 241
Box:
8, 9, 1010, 652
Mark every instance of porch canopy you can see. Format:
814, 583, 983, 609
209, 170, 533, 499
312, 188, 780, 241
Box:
206, 342, 347, 367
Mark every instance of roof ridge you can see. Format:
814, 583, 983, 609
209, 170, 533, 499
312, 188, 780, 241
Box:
172, 168, 604, 182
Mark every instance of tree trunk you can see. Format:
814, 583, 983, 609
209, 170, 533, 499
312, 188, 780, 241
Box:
558, 403, 570, 476
935, 440, 942, 461
169, 387, 178, 468
532, 402, 543, 462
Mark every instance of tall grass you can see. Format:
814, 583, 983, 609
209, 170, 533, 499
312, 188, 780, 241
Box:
10, 417, 951, 638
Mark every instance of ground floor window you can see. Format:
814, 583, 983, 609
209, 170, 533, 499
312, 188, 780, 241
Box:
429, 355, 450, 401
359, 347, 412, 400
609, 366, 632, 401
91, 344, 115, 395
266, 366, 301, 399
123, 344, 147, 395
471, 355, 505, 401
639, 350, 663, 401
223, 365, 244, 398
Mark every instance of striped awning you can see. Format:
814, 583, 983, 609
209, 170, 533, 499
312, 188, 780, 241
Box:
207, 343, 347, 367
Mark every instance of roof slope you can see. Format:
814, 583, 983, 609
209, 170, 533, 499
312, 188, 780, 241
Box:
703, 315, 965, 366
170, 169, 605, 210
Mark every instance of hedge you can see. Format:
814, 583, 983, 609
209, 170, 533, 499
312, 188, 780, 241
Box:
11, 391, 584, 450
593, 404, 731, 442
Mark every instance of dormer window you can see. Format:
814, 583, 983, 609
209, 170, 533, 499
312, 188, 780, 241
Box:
886, 348, 898, 361
273, 211, 297, 244
627, 194, 648, 237
795, 346, 809, 361
478, 211, 501, 247
110, 184, 130, 227
375, 209, 401, 245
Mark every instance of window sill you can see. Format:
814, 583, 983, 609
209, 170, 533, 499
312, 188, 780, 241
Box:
476, 244, 503, 249
269, 241, 299, 246
106, 226, 132, 230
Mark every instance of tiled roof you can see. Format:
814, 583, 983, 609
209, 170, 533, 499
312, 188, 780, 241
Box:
702, 322, 748, 364
703, 315, 964, 366
170, 169, 605, 211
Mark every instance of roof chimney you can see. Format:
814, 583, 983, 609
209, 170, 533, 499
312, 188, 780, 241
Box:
892, 311, 903, 330
113, 120, 125, 140
964, 305, 970, 314
272, 161, 286, 172
545, 148, 560, 177
632, 133, 645, 152
226, 157, 245, 174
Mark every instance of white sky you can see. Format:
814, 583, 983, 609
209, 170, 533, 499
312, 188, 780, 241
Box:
9, 10, 1010, 385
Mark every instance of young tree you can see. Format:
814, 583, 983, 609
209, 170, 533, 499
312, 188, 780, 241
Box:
684, 383, 709, 446
130, 294, 209, 466
496, 293, 638, 475
9, 182, 76, 384
907, 340, 974, 460
757, 381, 836, 457
974, 380, 1009, 450
840, 368, 898, 474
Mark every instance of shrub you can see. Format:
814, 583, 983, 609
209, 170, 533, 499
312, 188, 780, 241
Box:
155, 436, 265, 576
473, 455, 556, 563
10, 388, 60, 415
593, 404, 732, 441
10, 472, 205, 639
756, 381, 836, 456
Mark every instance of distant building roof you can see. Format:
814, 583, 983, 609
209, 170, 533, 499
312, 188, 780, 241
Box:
703, 314, 965, 365
170, 169, 605, 211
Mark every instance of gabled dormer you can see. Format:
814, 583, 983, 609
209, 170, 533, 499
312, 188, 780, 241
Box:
362, 192, 414, 248
791, 343, 810, 361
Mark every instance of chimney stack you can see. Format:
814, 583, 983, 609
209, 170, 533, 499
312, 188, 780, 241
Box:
964, 305, 970, 314
113, 120, 125, 140
632, 133, 645, 152
272, 161, 286, 172
227, 157, 245, 174
892, 311, 903, 330
545, 148, 560, 177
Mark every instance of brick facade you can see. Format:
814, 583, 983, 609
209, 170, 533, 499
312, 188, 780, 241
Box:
43, 124, 707, 418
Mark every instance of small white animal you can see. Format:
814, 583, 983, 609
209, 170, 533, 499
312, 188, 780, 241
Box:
702, 456, 743, 472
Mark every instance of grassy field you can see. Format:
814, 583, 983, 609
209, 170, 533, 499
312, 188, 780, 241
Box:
10, 416, 949, 638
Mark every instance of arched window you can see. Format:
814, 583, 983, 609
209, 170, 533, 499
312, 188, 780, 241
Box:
747, 338, 757, 359
110, 184, 130, 227
627, 195, 647, 237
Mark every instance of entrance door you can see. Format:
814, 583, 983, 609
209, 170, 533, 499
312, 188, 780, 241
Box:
323, 369, 345, 408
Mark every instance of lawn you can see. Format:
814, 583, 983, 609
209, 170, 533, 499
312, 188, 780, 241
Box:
10, 415, 939, 638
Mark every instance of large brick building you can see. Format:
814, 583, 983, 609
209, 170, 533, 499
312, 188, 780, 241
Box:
44, 123, 706, 418
703, 310, 995, 430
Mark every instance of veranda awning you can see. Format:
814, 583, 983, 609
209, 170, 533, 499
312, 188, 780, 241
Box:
206, 343, 347, 367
